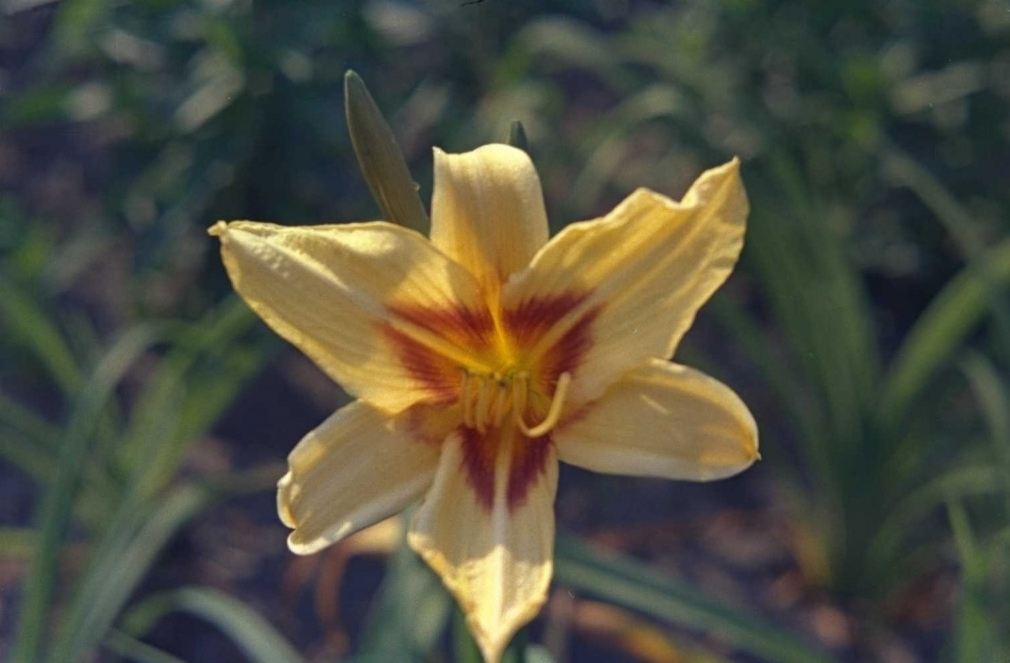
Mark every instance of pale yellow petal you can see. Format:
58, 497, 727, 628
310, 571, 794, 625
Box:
211, 220, 489, 413
279, 400, 447, 554
503, 159, 748, 406
430, 144, 549, 299
408, 427, 557, 663
555, 359, 758, 481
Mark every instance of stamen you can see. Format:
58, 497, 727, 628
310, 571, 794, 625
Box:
515, 372, 572, 438
512, 371, 528, 422
461, 369, 475, 428
475, 372, 493, 433
459, 368, 572, 436
491, 375, 510, 427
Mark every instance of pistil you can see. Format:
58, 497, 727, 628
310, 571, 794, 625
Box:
514, 372, 571, 438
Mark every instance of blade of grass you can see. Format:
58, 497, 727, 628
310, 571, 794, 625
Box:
120, 297, 263, 497
0, 280, 82, 394
357, 517, 453, 663
525, 645, 557, 663
453, 607, 484, 663
167, 343, 261, 443
450, 607, 528, 663
983, 524, 1010, 557
947, 501, 1005, 662
0, 527, 35, 560
46, 483, 213, 663
102, 630, 187, 663
757, 154, 880, 446
144, 342, 266, 490
511, 17, 622, 90
959, 351, 1010, 472
867, 462, 1003, 578
0, 280, 121, 452
11, 325, 158, 663
49, 462, 279, 662
0, 423, 54, 482
878, 238, 1010, 435
883, 145, 1010, 355
704, 296, 821, 471
568, 84, 686, 210
0, 390, 59, 449
959, 350, 1010, 531
121, 587, 308, 663
554, 534, 837, 663
743, 194, 848, 527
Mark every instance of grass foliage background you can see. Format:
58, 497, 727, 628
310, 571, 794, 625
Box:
1, 0, 1008, 661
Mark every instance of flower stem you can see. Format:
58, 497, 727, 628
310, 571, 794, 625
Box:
452, 607, 483, 663
452, 606, 528, 663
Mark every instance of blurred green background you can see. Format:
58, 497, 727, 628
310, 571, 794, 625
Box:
1, 0, 1009, 661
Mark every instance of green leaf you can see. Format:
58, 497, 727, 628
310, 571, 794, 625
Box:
47, 460, 279, 663
568, 84, 687, 210
48, 0, 110, 60
868, 463, 1004, 576
883, 145, 1010, 366
121, 587, 308, 663
0, 390, 60, 450
119, 297, 263, 497
0, 528, 35, 561
878, 238, 1010, 435
749, 154, 880, 449
0, 280, 82, 395
450, 605, 528, 663
453, 607, 485, 663
511, 18, 621, 89
12, 325, 159, 663
0, 393, 57, 481
0, 83, 75, 127
947, 502, 1006, 662
103, 630, 187, 663
524, 644, 557, 663
357, 517, 452, 662
46, 484, 213, 663
959, 351, 1010, 472
705, 296, 820, 476
554, 534, 837, 663
506, 120, 529, 151
344, 70, 429, 234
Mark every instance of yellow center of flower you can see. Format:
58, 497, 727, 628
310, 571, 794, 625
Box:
459, 367, 572, 437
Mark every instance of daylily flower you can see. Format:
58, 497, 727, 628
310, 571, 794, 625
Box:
210, 144, 758, 662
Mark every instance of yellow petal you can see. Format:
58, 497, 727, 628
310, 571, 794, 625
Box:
408, 426, 557, 663
279, 400, 446, 554
211, 220, 489, 413
555, 359, 758, 481
504, 159, 748, 406
430, 144, 549, 300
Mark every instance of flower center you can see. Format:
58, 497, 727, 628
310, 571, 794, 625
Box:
459, 368, 572, 437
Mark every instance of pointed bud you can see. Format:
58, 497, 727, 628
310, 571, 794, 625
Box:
505, 120, 528, 152
344, 71, 429, 234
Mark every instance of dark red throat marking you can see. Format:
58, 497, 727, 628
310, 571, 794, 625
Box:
459, 426, 553, 513
382, 303, 496, 403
